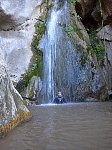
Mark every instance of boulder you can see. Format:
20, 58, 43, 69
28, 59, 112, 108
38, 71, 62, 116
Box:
25, 76, 42, 101
0, 51, 31, 138
0, 0, 44, 137
97, 25, 112, 42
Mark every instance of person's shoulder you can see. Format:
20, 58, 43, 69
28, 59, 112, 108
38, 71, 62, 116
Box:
54, 96, 58, 99
62, 97, 66, 102
53, 97, 58, 101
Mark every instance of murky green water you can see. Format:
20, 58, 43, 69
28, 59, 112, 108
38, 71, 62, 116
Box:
0, 102, 112, 150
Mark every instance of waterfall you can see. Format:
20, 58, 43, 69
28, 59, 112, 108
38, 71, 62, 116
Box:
40, 0, 69, 103
39, 0, 92, 103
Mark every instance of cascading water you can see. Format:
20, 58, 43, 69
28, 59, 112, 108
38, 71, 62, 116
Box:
40, 0, 69, 103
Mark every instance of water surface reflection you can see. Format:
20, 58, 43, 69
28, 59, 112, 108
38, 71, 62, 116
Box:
0, 102, 112, 150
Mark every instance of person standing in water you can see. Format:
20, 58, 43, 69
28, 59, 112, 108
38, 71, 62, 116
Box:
53, 91, 66, 104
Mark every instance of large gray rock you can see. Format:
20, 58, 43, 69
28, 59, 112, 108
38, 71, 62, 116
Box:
0, 51, 30, 128
97, 25, 112, 42
0, 0, 43, 137
0, 0, 43, 83
25, 76, 42, 99
0, 0, 42, 29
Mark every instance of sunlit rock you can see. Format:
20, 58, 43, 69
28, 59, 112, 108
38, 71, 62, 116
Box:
25, 76, 42, 104
0, 0, 43, 83
0, 51, 31, 137
0, 0, 44, 137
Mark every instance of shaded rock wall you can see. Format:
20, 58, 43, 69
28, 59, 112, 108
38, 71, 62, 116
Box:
74, 0, 112, 96
75, 0, 96, 18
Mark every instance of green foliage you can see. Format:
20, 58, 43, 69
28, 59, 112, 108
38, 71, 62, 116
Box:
65, 22, 83, 39
80, 54, 88, 67
45, 0, 53, 13
76, 14, 82, 20
23, 49, 43, 87
36, 22, 46, 35
23, 67, 37, 87
65, 0, 83, 39
65, 23, 74, 36
68, 0, 77, 4
88, 28, 105, 61
98, 0, 103, 26
35, 49, 43, 77
23, 12, 48, 87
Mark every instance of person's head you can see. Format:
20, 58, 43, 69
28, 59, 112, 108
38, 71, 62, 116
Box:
57, 91, 62, 97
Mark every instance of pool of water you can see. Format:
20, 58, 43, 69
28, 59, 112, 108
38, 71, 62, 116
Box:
0, 102, 112, 150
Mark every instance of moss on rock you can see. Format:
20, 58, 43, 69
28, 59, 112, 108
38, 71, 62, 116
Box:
23, 1, 52, 87
87, 28, 105, 62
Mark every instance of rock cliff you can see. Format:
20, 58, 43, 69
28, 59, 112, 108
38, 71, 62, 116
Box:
0, 0, 43, 82
0, 0, 43, 137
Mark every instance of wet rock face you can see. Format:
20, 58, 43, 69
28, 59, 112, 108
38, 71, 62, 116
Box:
0, 0, 43, 83
55, 33, 106, 101
73, 0, 112, 97
53, 2, 107, 102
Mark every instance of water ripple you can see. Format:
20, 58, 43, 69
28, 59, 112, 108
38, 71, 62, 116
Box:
0, 102, 112, 150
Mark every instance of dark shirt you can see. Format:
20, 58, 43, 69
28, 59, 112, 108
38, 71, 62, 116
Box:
53, 96, 66, 104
